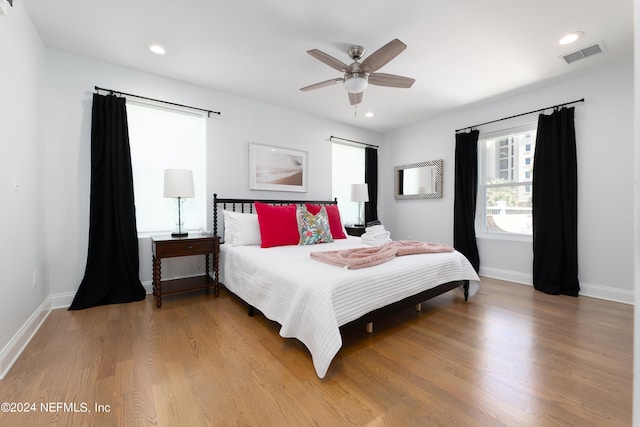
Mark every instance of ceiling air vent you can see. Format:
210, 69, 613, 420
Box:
561, 41, 606, 65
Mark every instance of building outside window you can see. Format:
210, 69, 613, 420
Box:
477, 126, 536, 236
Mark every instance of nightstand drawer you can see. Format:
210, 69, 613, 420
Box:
153, 238, 214, 258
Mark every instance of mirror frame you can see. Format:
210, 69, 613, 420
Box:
394, 159, 443, 200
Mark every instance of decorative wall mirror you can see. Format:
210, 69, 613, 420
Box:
394, 159, 443, 199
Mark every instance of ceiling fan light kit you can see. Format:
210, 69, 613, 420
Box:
301, 38, 415, 106
343, 73, 368, 93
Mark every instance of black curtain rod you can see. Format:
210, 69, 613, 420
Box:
455, 98, 584, 133
94, 86, 221, 117
329, 135, 378, 149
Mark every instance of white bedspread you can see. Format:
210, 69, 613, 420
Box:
219, 237, 480, 378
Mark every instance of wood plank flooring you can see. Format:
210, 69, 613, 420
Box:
0, 277, 632, 426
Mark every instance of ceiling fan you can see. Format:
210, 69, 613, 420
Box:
300, 39, 415, 106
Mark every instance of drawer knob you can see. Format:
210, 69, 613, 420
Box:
187, 245, 193, 249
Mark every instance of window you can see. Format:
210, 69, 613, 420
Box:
477, 126, 536, 236
127, 101, 206, 234
331, 143, 365, 226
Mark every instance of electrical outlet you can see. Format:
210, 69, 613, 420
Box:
32, 270, 38, 288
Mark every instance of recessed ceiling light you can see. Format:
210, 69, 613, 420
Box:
558, 31, 584, 46
365, 112, 374, 118
149, 44, 166, 55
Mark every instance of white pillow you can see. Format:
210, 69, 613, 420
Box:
223, 210, 261, 246
222, 210, 235, 244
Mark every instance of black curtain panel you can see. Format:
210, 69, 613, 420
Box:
532, 107, 579, 296
70, 94, 146, 310
453, 130, 480, 272
364, 146, 378, 223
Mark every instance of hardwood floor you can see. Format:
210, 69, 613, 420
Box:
0, 277, 632, 426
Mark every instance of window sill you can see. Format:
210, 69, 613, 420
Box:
476, 232, 532, 243
137, 229, 207, 239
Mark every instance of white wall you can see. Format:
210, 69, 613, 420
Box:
0, 2, 49, 377
383, 62, 634, 303
43, 50, 382, 301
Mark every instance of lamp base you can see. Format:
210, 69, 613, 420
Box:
171, 231, 188, 238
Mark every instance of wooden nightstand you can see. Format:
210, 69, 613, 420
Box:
345, 225, 366, 237
151, 234, 219, 308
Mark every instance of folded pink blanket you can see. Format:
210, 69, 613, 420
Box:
310, 240, 454, 269
391, 240, 454, 256
310, 244, 398, 269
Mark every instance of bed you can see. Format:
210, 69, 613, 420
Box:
213, 194, 480, 378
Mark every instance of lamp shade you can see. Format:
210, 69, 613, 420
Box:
163, 169, 194, 198
351, 183, 369, 202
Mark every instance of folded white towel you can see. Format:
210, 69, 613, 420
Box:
362, 229, 392, 247
362, 223, 391, 246
362, 230, 391, 240
361, 236, 392, 246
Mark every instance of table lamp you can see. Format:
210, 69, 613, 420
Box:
351, 183, 369, 226
164, 169, 194, 237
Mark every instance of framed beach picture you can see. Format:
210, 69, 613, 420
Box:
249, 143, 307, 192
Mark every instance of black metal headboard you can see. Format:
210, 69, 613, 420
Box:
213, 193, 338, 238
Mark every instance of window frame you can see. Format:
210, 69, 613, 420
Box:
476, 124, 537, 241
331, 142, 365, 226
126, 100, 207, 236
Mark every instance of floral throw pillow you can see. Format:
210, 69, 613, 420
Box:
298, 206, 334, 245
305, 203, 347, 239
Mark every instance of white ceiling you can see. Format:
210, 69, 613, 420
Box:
23, 0, 634, 132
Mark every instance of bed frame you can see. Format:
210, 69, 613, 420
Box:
213, 194, 470, 332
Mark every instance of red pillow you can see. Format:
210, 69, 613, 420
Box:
255, 202, 300, 248
306, 203, 347, 239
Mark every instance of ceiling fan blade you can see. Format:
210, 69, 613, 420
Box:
300, 78, 344, 92
368, 73, 416, 88
307, 49, 351, 73
360, 39, 407, 73
348, 92, 363, 106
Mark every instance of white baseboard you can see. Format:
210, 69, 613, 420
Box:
479, 267, 633, 304
0, 297, 52, 380
479, 266, 532, 285
50, 282, 154, 310
142, 280, 153, 294
579, 282, 634, 304
1, 281, 155, 380
50, 291, 76, 310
